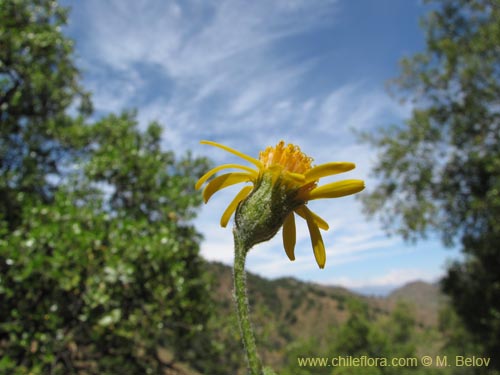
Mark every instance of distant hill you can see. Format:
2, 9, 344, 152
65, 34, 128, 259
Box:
390, 280, 443, 306
208, 261, 444, 325
165, 262, 447, 374
385, 280, 444, 326
389, 280, 442, 304
204, 261, 446, 372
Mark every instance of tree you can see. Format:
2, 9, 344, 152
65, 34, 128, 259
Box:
0, 1, 217, 373
0, 115, 213, 373
330, 301, 420, 375
0, 0, 91, 229
361, 0, 500, 368
384, 302, 416, 360
438, 306, 489, 375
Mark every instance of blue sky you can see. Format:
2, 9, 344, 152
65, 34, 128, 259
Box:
62, 0, 459, 294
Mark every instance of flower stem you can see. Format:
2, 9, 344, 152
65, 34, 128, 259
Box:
233, 230, 262, 375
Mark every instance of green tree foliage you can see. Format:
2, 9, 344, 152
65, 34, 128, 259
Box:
281, 300, 427, 375
361, 0, 500, 367
437, 306, 490, 375
0, 115, 214, 373
0, 0, 91, 229
0, 0, 218, 373
331, 301, 409, 375
281, 338, 329, 375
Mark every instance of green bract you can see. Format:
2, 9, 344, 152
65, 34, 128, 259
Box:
235, 174, 303, 250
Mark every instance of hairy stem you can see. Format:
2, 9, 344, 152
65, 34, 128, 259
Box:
233, 230, 262, 375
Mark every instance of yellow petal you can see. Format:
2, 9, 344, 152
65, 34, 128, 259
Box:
220, 186, 253, 227
202, 173, 252, 203
201, 140, 263, 168
285, 171, 306, 183
195, 163, 257, 190
301, 207, 326, 269
295, 205, 329, 230
282, 212, 296, 261
307, 179, 365, 200
305, 162, 356, 183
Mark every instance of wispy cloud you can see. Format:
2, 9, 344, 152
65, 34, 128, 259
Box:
190, 83, 411, 280
73, 0, 403, 154
77, 1, 336, 96
65, 0, 452, 290
72, 0, 342, 143
327, 268, 442, 290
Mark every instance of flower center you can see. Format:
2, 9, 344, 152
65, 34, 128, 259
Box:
259, 141, 313, 175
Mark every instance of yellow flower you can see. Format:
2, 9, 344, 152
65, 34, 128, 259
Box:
196, 140, 365, 269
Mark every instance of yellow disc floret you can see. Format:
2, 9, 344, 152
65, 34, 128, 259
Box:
258, 141, 318, 195
259, 141, 313, 175
195, 139, 365, 269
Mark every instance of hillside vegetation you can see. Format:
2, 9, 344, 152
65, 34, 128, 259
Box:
180, 262, 484, 375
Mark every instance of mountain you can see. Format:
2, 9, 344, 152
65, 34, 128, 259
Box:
387, 281, 445, 324
206, 262, 445, 371
208, 261, 443, 327
167, 262, 446, 374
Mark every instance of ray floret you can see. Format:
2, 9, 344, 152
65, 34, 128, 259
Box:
195, 140, 365, 269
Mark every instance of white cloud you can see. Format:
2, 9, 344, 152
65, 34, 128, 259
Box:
81, 0, 336, 80
328, 268, 442, 289
75, 0, 343, 154
191, 83, 410, 281
67, 0, 453, 291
